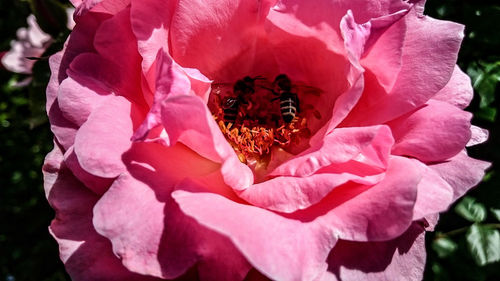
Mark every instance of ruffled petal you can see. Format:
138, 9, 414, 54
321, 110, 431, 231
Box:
74, 95, 144, 178
430, 151, 491, 202
63, 146, 113, 195
46, 11, 111, 151
68, 51, 145, 107
239, 172, 384, 214
272, 125, 393, 177
131, 50, 194, 143
173, 182, 336, 281
412, 164, 454, 222
47, 53, 78, 151
130, 0, 177, 74
320, 223, 426, 281
47, 103, 79, 152
267, 0, 409, 55
433, 65, 474, 109
169, 0, 275, 79
93, 142, 250, 279
43, 143, 162, 281
388, 99, 472, 163
296, 156, 422, 242
343, 5, 464, 126
57, 75, 109, 126
237, 126, 393, 213
74, 0, 129, 19
360, 10, 407, 92
467, 125, 489, 147
93, 6, 146, 105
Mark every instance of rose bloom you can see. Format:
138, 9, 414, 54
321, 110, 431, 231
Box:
2, 14, 52, 75
2, 10, 75, 76
43, 0, 490, 280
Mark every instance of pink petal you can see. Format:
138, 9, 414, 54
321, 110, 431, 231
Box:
430, 151, 491, 202
267, 0, 409, 55
47, 54, 78, 151
66, 8, 76, 30
173, 183, 336, 281
272, 125, 393, 177
169, 0, 275, 79
304, 8, 405, 140
57, 75, 109, 126
267, 8, 374, 136
46, 56, 79, 151
43, 143, 162, 281
74, 95, 144, 178
130, 0, 177, 74
92, 6, 146, 106
343, 5, 464, 126
46, 52, 64, 109
412, 164, 454, 221
239, 172, 385, 213
46, 12, 109, 150
313, 8, 408, 137
75, 0, 129, 19
1, 35, 47, 74
388, 100, 472, 163
63, 146, 113, 195
320, 223, 426, 281
69, 0, 83, 7
159, 94, 254, 190
131, 50, 193, 143
433, 65, 474, 109
68, 52, 145, 106
237, 126, 393, 213
61, 11, 106, 76
131, 50, 253, 191
26, 14, 52, 47
467, 125, 489, 147
93, 142, 250, 279
300, 156, 422, 242
1, 14, 52, 73
360, 10, 408, 92
340, 10, 371, 67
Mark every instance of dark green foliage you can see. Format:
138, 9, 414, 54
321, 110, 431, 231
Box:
424, 1, 500, 279
455, 196, 487, 223
0, 1, 70, 280
466, 223, 500, 266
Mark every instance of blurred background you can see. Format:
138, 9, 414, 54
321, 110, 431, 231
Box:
0, 0, 498, 280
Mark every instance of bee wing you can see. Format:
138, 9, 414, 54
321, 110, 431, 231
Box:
254, 77, 273, 89
294, 83, 323, 96
211, 82, 233, 95
223, 97, 238, 108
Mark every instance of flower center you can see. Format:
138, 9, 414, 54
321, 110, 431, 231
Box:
209, 74, 322, 165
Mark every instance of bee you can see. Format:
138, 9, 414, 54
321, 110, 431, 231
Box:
222, 76, 264, 124
270, 74, 300, 123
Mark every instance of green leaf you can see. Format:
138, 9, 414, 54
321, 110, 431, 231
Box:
467, 61, 500, 122
491, 208, 500, 222
431, 262, 451, 281
432, 237, 458, 258
466, 224, 500, 266
455, 197, 487, 222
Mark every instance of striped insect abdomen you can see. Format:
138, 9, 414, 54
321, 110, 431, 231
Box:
223, 98, 240, 124
280, 93, 297, 123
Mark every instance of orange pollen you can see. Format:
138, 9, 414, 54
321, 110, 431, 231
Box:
209, 76, 321, 164
215, 115, 311, 164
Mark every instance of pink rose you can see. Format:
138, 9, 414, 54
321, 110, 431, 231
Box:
2, 14, 52, 75
43, 0, 489, 280
1, 9, 75, 76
